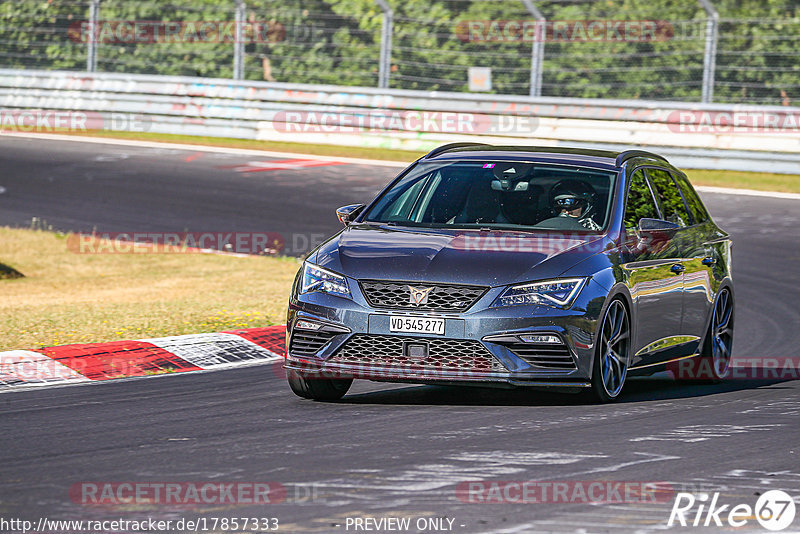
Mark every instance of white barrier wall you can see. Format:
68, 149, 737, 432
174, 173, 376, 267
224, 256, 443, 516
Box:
1, 68, 798, 174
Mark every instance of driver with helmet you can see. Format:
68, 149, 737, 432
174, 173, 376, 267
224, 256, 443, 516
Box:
548, 179, 601, 230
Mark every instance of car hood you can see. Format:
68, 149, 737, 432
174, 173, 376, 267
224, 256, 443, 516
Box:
314, 224, 609, 287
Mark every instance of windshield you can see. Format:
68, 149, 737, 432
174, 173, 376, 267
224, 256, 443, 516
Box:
363, 160, 617, 232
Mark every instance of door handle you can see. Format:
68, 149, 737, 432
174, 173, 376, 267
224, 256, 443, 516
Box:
671, 263, 685, 274
702, 256, 716, 265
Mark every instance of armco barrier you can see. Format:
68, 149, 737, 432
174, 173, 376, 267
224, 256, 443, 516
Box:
1, 68, 799, 174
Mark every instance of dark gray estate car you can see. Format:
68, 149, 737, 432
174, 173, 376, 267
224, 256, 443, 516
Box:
285, 144, 734, 402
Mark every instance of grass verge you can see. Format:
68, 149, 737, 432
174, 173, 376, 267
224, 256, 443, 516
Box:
685, 169, 800, 194
60, 130, 800, 194
0, 227, 298, 350
63, 130, 426, 162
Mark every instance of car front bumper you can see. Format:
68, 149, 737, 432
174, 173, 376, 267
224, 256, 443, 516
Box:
285, 278, 609, 390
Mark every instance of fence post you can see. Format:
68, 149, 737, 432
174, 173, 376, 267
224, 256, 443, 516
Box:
697, 0, 718, 103
520, 0, 545, 98
86, 0, 100, 72
233, 0, 246, 80
375, 0, 393, 89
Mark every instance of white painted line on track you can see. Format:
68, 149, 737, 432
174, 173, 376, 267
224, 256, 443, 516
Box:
0, 132, 408, 168
4, 132, 798, 199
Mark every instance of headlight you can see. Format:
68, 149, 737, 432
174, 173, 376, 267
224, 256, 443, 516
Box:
491, 278, 586, 308
301, 262, 351, 298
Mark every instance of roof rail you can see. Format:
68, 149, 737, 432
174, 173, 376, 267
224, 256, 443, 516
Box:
423, 142, 491, 159
615, 150, 668, 167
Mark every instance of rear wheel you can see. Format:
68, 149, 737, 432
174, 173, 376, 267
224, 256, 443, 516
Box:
287, 370, 352, 401
700, 288, 734, 382
591, 299, 631, 403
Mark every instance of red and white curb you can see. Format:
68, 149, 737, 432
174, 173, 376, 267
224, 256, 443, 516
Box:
0, 326, 286, 391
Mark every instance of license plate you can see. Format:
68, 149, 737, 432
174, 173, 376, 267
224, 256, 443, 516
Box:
389, 315, 445, 335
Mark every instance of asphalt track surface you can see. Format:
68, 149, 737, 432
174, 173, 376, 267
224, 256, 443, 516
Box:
1, 137, 799, 533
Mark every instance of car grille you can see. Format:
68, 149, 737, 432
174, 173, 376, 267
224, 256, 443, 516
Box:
289, 330, 337, 356
502, 341, 576, 370
329, 334, 507, 373
359, 280, 487, 312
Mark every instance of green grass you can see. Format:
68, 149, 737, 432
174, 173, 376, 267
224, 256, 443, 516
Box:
61, 130, 800, 194
685, 169, 799, 194
0, 227, 298, 350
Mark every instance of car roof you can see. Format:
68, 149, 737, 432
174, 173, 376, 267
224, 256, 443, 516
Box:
423, 144, 669, 171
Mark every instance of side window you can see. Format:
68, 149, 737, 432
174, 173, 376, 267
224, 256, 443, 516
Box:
624, 169, 660, 230
673, 173, 709, 224
646, 168, 690, 227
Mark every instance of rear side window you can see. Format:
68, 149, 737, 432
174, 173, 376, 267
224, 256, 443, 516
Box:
646, 168, 690, 227
624, 169, 660, 230
673, 173, 709, 224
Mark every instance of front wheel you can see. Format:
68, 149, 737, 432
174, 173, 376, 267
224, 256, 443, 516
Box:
287, 370, 352, 401
591, 299, 631, 403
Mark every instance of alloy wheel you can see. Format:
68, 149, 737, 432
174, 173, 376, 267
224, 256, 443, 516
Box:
599, 300, 631, 398
711, 288, 734, 378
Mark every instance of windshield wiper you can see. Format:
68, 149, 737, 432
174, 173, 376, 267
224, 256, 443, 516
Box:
475, 226, 548, 235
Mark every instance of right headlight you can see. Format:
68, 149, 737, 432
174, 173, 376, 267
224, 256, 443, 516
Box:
491, 278, 587, 308
300, 262, 351, 299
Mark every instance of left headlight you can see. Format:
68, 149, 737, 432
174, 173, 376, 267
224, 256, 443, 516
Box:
491, 278, 587, 308
300, 262, 351, 298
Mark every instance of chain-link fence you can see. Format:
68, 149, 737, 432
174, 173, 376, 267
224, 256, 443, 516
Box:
1, 0, 798, 105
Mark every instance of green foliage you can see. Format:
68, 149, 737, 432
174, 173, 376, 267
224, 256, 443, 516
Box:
96, 0, 237, 77
0, 0, 88, 70
624, 170, 659, 229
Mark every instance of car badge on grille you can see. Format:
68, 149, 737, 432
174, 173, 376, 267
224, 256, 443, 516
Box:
407, 285, 433, 306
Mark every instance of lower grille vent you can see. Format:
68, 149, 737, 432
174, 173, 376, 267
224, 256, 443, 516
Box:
492, 338, 576, 370
289, 330, 337, 356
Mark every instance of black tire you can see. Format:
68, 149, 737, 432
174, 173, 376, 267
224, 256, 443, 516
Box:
698, 287, 734, 383
590, 298, 631, 403
287, 370, 352, 401
286, 370, 313, 399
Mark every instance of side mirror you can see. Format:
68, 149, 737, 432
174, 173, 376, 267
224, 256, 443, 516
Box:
638, 218, 680, 233
336, 204, 366, 226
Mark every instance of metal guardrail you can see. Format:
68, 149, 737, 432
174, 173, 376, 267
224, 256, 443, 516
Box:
1, 69, 798, 174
